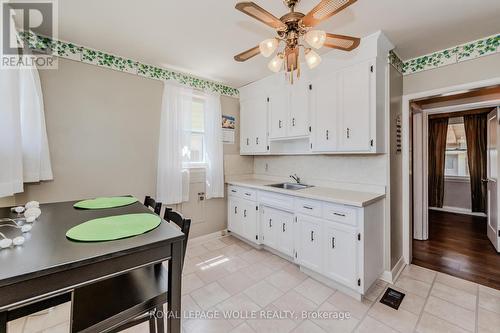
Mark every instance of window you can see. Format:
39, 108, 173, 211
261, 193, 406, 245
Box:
182, 97, 206, 167
445, 118, 469, 178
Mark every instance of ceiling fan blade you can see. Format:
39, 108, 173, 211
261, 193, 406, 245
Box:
323, 33, 360, 51
235, 2, 286, 29
302, 0, 357, 27
234, 46, 261, 62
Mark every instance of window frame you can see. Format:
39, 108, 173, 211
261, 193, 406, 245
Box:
182, 95, 207, 169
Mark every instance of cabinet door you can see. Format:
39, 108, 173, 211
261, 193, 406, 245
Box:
239, 99, 253, 154
268, 88, 289, 139
338, 60, 373, 151
261, 207, 278, 249
228, 197, 242, 235
311, 72, 339, 152
296, 215, 323, 272
276, 213, 294, 257
253, 96, 269, 153
288, 81, 310, 138
323, 222, 358, 289
241, 201, 258, 243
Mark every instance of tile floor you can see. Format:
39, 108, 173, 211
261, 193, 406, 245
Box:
7, 235, 500, 333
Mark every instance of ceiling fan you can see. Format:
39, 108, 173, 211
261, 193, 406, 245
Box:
234, 0, 360, 82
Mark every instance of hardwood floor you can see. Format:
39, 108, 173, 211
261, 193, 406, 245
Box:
413, 210, 500, 290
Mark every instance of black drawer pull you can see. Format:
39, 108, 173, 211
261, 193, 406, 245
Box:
333, 212, 346, 217
269, 219, 272, 228
282, 223, 285, 232
310, 230, 314, 242
231, 189, 237, 193
245, 193, 251, 196
234, 206, 237, 214
303, 205, 313, 210
332, 237, 335, 249
244, 209, 247, 218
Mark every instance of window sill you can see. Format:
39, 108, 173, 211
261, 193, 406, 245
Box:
183, 163, 207, 169
444, 176, 470, 183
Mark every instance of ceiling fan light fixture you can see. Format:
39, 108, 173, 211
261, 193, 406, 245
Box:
268, 53, 284, 72
305, 30, 326, 49
259, 38, 279, 57
305, 48, 321, 69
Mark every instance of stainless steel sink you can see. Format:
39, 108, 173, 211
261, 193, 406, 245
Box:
266, 182, 314, 190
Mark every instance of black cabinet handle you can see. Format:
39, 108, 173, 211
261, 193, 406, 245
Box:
269, 219, 272, 228
292, 118, 296, 126
282, 223, 285, 232
332, 237, 335, 249
246, 138, 249, 145
231, 189, 237, 193
303, 205, 313, 210
326, 130, 329, 140
310, 230, 314, 242
279, 120, 282, 128
333, 212, 346, 217
245, 193, 251, 196
256, 137, 259, 145
347, 128, 350, 138
244, 209, 247, 218
234, 206, 237, 214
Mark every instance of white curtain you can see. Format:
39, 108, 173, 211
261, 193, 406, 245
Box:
204, 92, 224, 199
156, 80, 192, 205
0, 66, 52, 198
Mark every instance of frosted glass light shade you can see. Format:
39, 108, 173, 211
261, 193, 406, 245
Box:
268, 54, 284, 72
305, 49, 321, 69
259, 38, 278, 57
305, 30, 326, 49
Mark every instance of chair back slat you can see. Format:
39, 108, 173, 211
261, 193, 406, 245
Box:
163, 208, 191, 266
144, 196, 162, 215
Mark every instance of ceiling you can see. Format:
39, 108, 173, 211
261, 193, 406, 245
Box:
56, 0, 500, 87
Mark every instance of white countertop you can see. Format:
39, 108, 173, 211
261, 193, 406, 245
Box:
226, 177, 385, 207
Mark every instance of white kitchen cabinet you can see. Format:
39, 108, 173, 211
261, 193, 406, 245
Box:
323, 221, 359, 289
288, 80, 310, 138
228, 195, 259, 244
338, 60, 375, 152
240, 95, 268, 155
228, 197, 242, 235
310, 72, 339, 152
268, 87, 288, 139
295, 215, 323, 272
261, 206, 294, 257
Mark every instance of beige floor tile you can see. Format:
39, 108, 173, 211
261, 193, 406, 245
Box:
401, 264, 437, 284
479, 284, 500, 298
220, 235, 239, 245
479, 287, 500, 314
363, 279, 387, 302
202, 238, 229, 251
197, 249, 226, 262
368, 301, 419, 333
216, 293, 261, 327
238, 249, 269, 264
182, 273, 205, 295
183, 317, 234, 333
395, 275, 432, 298
311, 300, 359, 333
424, 296, 475, 332
182, 294, 202, 316
272, 290, 318, 322
191, 282, 231, 310
120, 321, 149, 333
183, 256, 204, 275
416, 312, 470, 333
220, 255, 250, 273
244, 281, 284, 307
220, 244, 248, 257
355, 316, 398, 333
261, 254, 292, 270
246, 304, 298, 333
219, 270, 257, 295
195, 264, 231, 284
229, 322, 256, 333
41, 321, 70, 333
290, 320, 326, 333
327, 291, 372, 320
431, 282, 477, 311
266, 269, 308, 293
478, 307, 500, 333
239, 262, 276, 281
186, 244, 208, 258
435, 273, 478, 295
24, 303, 71, 333
294, 278, 336, 305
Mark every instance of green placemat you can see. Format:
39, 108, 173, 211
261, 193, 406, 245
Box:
74, 196, 138, 209
66, 213, 161, 242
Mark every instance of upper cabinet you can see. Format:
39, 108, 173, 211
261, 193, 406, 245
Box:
238, 31, 393, 156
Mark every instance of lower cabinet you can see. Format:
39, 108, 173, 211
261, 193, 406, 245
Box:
261, 206, 294, 257
323, 222, 359, 290
295, 215, 323, 272
228, 196, 258, 244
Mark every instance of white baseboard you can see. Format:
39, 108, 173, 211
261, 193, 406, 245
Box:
380, 257, 406, 284
189, 229, 227, 245
429, 206, 486, 217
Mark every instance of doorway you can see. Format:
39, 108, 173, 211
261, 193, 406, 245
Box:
409, 86, 500, 289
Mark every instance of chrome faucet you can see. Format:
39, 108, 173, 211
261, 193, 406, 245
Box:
289, 174, 301, 184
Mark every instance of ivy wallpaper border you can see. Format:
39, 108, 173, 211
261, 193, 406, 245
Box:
403, 33, 499, 76
19, 31, 239, 97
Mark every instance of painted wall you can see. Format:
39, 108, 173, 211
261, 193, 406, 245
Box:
403, 53, 500, 95
5, 58, 252, 238
389, 65, 404, 269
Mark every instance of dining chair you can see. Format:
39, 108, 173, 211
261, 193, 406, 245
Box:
70, 208, 191, 333
144, 196, 162, 215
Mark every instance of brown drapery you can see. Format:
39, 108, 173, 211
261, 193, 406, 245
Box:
428, 118, 449, 208
464, 113, 488, 213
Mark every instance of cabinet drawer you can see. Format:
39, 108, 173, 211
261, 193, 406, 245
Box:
258, 191, 294, 211
322, 203, 357, 226
295, 198, 322, 217
228, 185, 257, 201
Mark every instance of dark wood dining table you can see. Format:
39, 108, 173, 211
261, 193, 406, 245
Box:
0, 200, 184, 333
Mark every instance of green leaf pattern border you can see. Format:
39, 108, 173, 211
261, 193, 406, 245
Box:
19, 30, 500, 87
402, 33, 499, 76
19, 31, 239, 97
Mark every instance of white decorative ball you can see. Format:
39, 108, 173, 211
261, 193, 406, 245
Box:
21, 225, 32, 233
0, 238, 13, 248
13, 236, 25, 246
24, 207, 42, 220
25, 215, 36, 223
25, 201, 40, 209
